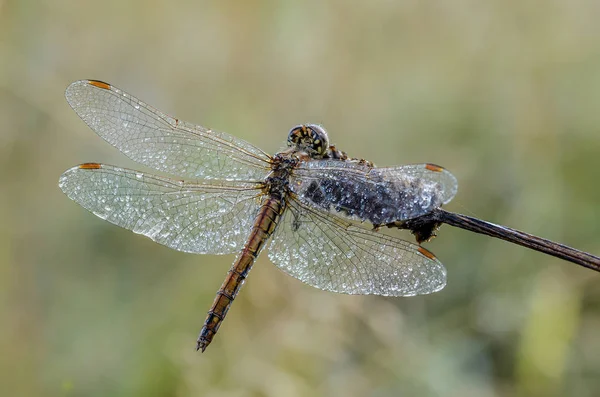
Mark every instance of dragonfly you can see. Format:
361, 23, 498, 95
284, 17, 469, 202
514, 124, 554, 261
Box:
59, 80, 600, 352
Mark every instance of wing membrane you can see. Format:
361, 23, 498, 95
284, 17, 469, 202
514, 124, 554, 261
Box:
59, 164, 262, 254
268, 198, 446, 296
290, 161, 458, 224
65, 80, 272, 181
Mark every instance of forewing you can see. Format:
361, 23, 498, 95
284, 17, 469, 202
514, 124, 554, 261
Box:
268, 198, 446, 296
65, 80, 272, 181
290, 161, 457, 224
59, 164, 262, 254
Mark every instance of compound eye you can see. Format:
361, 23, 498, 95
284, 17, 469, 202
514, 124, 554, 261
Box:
306, 124, 329, 155
287, 125, 304, 148
287, 124, 330, 156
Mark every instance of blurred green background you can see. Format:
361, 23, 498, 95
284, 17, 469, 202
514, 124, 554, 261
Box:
2, 1, 600, 396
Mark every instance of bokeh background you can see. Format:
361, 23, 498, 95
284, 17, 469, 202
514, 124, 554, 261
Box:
2, 1, 600, 396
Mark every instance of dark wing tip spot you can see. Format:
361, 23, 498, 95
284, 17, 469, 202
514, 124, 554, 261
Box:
79, 163, 102, 169
88, 80, 111, 90
425, 163, 444, 172
417, 246, 437, 260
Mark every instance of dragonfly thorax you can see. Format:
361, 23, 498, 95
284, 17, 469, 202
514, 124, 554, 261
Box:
264, 154, 298, 199
287, 124, 330, 158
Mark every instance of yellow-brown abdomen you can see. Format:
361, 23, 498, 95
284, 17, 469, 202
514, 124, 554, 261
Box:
196, 196, 285, 352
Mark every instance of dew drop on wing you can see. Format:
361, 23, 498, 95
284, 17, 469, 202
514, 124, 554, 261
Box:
93, 210, 108, 220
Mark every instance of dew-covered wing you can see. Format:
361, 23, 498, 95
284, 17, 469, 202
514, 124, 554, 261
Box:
290, 161, 457, 224
59, 163, 262, 254
65, 80, 272, 181
268, 197, 446, 296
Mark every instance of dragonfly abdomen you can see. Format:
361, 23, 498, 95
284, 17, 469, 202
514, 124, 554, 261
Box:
196, 196, 285, 352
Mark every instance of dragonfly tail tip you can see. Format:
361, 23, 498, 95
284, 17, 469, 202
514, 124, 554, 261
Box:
196, 341, 208, 353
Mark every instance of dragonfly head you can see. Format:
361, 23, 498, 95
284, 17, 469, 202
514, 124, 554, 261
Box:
287, 124, 330, 158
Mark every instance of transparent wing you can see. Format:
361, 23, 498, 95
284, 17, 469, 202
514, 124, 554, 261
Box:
290, 161, 458, 224
65, 80, 272, 181
374, 163, 457, 204
268, 198, 446, 296
59, 163, 263, 254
